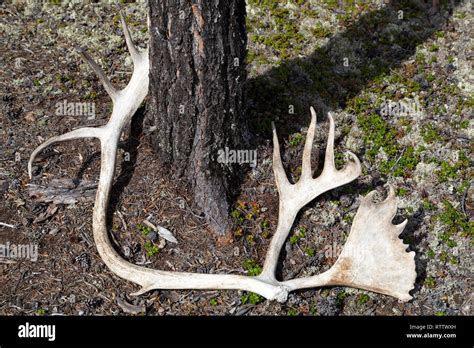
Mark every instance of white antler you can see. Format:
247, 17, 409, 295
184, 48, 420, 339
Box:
282, 186, 417, 301
257, 107, 361, 283
28, 13, 416, 303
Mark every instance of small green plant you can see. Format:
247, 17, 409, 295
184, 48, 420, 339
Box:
426, 73, 435, 82
234, 227, 244, 238
305, 247, 315, 257
449, 257, 458, 265
289, 227, 306, 245
426, 249, 435, 259
381, 146, 420, 177
424, 275, 436, 288
415, 52, 426, 65
230, 209, 244, 223
289, 133, 305, 147
210, 298, 219, 306
243, 259, 262, 276
84, 90, 98, 101
336, 291, 347, 307
439, 251, 449, 263
343, 213, 355, 224
437, 161, 457, 182
260, 218, 270, 230
144, 240, 159, 257
436, 152, 469, 183
438, 231, 456, 248
311, 23, 332, 38
422, 199, 436, 211
439, 200, 473, 237
137, 223, 152, 237
240, 292, 264, 305
435, 311, 446, 316
287, 308, 298, 316
428, 44, 439, 52
459, 119, 469, 129
36, 308, 48, 315
246, 234, 255, 245
421, 123, 443, 143
396, 187, 408, 196
357, 293, 370, 305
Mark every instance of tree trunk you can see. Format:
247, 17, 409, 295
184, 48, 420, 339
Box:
148, 0, 247, 234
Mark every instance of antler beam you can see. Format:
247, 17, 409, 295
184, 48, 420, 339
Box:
28, 12, 416, 303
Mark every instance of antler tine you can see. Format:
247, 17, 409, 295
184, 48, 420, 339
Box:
322, 111, 336, 174
75, 47, 118, 103
28, 127, 104, 179
119, 10, 141, 63
260, 109, 362, 283
271, 121, 290, 193
321, 112, 361, 180
301, 106, 317, 180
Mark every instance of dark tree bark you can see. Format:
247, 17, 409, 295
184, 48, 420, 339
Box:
148, 0, 247, 234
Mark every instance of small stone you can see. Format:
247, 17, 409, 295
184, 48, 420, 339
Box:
24, 111, 36, 123
157, 237, 166, 249
146, 231, 158, 243
414, 74, 429, 90
48, 228, 60, 236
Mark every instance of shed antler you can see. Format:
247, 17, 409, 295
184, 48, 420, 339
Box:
258, 107, 361, 284
29, 13, 416, 303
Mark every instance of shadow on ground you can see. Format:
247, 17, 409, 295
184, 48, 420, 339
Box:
246, 0, 459, 138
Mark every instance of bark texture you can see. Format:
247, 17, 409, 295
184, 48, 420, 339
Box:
148, 0, 247, 234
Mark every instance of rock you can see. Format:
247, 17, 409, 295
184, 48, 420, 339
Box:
48, 227, 60, 236
146, 231, 158, 243
24, 111, 36, 123
123, 246, 131, 257
414, 74, 429, 90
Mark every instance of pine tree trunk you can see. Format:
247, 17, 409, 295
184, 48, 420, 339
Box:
148, 0, 247, 234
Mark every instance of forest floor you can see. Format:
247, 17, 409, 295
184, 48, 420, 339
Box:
0, 0, 472, 316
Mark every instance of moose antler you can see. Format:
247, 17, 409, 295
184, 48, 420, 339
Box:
28, 13, 416, 303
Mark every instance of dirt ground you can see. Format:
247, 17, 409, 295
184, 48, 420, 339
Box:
0, 1, 472, 316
